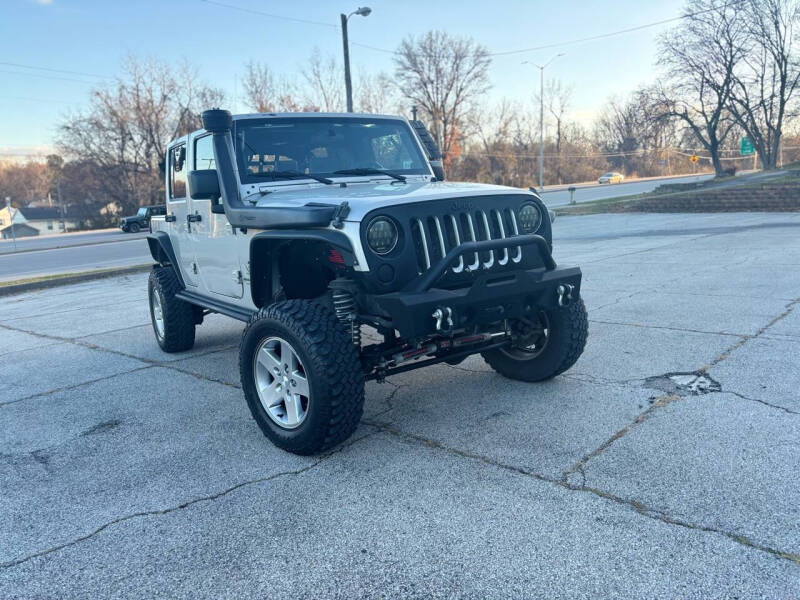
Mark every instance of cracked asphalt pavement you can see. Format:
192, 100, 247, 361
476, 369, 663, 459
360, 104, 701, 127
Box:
2, 212, 800, 598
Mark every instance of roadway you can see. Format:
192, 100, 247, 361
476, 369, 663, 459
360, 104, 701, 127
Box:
539, 172, 714, 207
0, 235, 152, 282
0, 172, 727, 282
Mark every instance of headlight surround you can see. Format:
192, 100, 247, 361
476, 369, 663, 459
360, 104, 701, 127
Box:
366, 216, 399, 255
518, 202, 542, 234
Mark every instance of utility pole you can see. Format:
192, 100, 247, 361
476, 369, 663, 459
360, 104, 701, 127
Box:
523, 53, 564, 193
5, 197, 16, 251
411, 105, 418, 121
539, 64, 544, 192
340, 6, 371, 113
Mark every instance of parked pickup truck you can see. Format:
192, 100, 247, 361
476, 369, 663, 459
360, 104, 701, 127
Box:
146, 109, 587, 455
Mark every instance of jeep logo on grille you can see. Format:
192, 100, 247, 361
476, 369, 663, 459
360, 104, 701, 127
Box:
450, 199, 474, 212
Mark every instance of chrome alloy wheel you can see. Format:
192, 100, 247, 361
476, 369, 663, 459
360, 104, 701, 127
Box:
151, 288, 165, 340
253, 336, 310, 429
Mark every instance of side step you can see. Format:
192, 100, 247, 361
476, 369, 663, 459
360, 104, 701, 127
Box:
175, 290, 255, 322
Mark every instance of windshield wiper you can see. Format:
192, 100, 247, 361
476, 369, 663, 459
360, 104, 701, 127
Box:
252, 170, 333, 185
333, 168, 406, 182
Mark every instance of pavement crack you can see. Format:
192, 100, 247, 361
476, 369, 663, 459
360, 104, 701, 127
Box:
724, 390, 800, 416
0, 320, 242, 405
364, 420, 800, 565
708, 296, 800, 368
561, 394, 680, 485
0, 430, 377, 570
0, 365, 155, 408
368, 380, 406, 419
589, 319, 745, 338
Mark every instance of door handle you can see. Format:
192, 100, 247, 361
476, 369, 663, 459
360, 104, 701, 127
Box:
187, 214, 202, 223
165, 214, 176, 223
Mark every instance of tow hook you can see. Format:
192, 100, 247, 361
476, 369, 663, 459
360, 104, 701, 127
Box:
432, 307, 454, 333
557, 284, 575, 307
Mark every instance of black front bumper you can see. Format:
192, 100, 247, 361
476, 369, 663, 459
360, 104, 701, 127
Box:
370, 264, 582, 339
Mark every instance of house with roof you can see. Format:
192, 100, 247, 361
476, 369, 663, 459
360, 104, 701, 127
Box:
0, 205, 84, 238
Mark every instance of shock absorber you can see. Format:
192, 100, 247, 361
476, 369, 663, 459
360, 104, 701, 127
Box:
332, 287, 361, 347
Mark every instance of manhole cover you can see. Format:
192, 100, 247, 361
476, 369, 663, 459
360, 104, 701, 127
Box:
644, 371, 721, 396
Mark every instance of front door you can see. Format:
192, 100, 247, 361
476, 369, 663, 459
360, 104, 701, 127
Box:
166, 141, 198, 287
187, 133, 244, 299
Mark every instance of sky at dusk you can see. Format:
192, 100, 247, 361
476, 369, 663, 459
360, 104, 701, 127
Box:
1, 0, 687, 155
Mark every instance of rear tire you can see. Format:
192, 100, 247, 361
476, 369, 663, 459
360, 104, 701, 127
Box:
482, 298, 588, 382
239, 300, 365, 455
148, 266, 195, 353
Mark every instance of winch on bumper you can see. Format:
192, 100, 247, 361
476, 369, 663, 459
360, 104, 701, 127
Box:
367, 234, 582, 339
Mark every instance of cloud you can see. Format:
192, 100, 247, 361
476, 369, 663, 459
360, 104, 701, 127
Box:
35, 0, 54, 4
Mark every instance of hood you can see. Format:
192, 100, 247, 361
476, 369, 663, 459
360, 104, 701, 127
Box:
246, 180, 538, 222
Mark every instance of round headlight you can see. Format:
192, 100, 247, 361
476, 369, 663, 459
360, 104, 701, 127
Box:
518, 203, 542, 234
366, 216, 398, 255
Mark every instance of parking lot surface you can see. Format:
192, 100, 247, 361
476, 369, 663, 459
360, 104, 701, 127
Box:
1, 212, 799, 598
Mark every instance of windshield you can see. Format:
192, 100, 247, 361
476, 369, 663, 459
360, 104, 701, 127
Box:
233, 117, 431, 184
137, 207, 148, 216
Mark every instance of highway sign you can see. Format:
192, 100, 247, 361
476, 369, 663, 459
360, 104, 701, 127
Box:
690, 155, 699, 163
740, 137, 754, 156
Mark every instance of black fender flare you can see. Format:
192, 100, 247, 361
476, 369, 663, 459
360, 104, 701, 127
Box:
146, 231, 185, 288
249, 229, 356, 307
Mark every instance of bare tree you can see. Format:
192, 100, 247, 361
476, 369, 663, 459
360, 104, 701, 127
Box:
728, 0, 800, 168
657, 0, 747, 175
242, 61, 306, 113
302, 49, 344, 112
596, 89, 676, 176
356, 71, 400, 114
393, 31, 491, 161
57, 56, 224, 215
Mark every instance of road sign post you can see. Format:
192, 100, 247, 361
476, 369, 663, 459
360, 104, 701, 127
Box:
740, 137, 756, 170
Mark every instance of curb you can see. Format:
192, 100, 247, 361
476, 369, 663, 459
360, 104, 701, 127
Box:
0, 232, 149, 256
0, 264, 152, 297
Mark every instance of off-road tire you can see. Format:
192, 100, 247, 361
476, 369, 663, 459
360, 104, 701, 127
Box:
148, 266, 196, 353
129, 222, 141, 233
482, 298, 588, 382
239, 300, 365, 455
121, 224, 130, 233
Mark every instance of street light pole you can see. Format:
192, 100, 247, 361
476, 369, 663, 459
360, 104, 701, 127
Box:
523, 53, 565, 193
340, 6, 372, 113
539, 64, 544, 193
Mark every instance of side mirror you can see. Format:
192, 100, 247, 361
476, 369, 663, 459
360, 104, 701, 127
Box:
189, 169, 220, 200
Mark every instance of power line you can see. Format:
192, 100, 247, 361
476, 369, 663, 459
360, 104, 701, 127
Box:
200, 0, 338, 28
0, 61, 111, 79
199, 0, 746, 60
488, 0, 747, 56
0, 95, 80, 105
0, 69, 99, 85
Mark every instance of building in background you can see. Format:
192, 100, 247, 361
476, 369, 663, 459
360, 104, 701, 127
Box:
0, 205, 84, 237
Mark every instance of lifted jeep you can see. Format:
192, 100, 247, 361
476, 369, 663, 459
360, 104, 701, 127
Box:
147, 109, 587, 455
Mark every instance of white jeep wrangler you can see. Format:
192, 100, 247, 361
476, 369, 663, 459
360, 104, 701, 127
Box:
147, 109, 587, 455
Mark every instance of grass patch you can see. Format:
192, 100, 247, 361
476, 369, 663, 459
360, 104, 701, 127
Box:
556, 169, 800, 216
0, 265, 149, 289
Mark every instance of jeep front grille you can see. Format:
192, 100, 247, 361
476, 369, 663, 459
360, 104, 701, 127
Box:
410, 208, 523, 274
